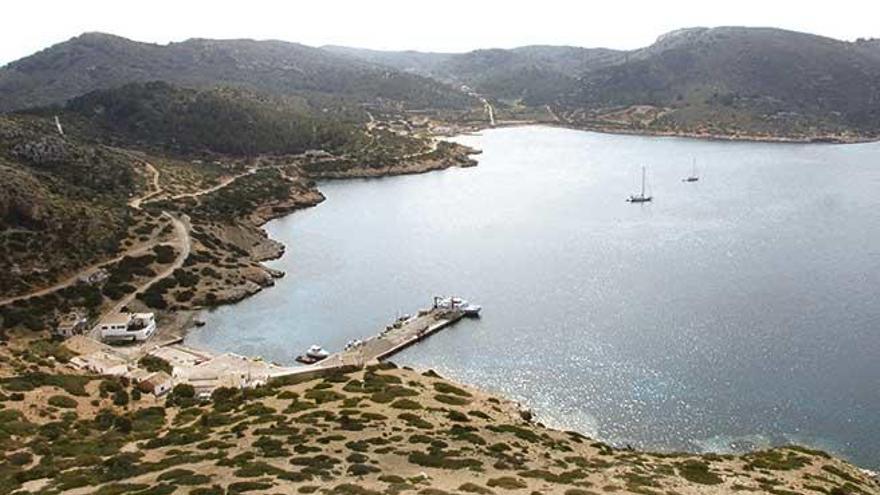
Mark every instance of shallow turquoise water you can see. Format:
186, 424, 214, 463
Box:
190, 126, 880, 468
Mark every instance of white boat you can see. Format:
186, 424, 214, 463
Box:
683, 158, 699, 182
434, 296, 482, 317
460, 302, 482, 317
627, 166, 653, 203
306, 345, 329, 359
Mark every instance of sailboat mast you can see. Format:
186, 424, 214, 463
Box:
641, 166, 646, 197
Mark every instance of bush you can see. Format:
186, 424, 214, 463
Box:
434, 394, 470, 406
433, 382, 472, 397
113, 389, 130, 406
347, 463, 380, 476
47, 395, 78, 409
676, 460, 723, 485
167, 383, 197, 407
390, 398, 422, 410
7, 451, 33, 466
138, 291, 167, 309
139, 355, 173, 374
1, 372, 91, 396
487, 477, 527, 489
153, 245, 177, 264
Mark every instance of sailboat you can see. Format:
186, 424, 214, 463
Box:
683, 158, 699, 182
627, 166, 653, 203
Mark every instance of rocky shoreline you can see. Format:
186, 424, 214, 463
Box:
453, 119, 880, 145
131, 128, 880, 482
165, 141, 480, 322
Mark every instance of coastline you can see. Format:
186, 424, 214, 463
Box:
452, 118, 880, 145
171, 127, 880, 475
167, 141, 480, 336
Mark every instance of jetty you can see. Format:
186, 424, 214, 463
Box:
314, 306, 467, 369
62, 297, 479, 397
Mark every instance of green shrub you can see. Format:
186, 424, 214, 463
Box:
47, 395, 78, 409
167, 383, 196, 407
228, 481, 273, 493
408, 450, 483, 470
676, 460, 723, 485
486, 477, 527, 489
190, 487, 223, 495
434, 394, 470, 406
390, 398, 422, 410
154, 245, 177, 264
398, 413, 433, 429
138, 355, 173, 374
459, 483, 493, 494
433, 382, 472, 397
113, 389, 130, 406
347, 463, 380, 476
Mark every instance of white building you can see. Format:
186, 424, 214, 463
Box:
98, 313, 157, 343
138, 371, 174, 396
69, 351, 129, 376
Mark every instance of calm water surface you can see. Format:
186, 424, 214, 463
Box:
190, 126, 880, 468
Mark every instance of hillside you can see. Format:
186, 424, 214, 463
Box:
0, 33, 475, 113
0, 81, 478, 331
6, 29, 879, 139
325, 45, 622, 105
57, 82, 361, 156
0, 341, 878, 495
0, 114, 137, 300
331, 27, 880, 139
566, 27, 880, 136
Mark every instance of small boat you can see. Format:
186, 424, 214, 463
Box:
307, 345, 329, 359
460, 302, 482, 317
627, 166, 653, 203
295, 345, 329, 364
434, 296, 482, 317
683, 159, 699, 182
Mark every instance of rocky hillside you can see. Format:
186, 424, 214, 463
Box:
0, 343, 877, 495
325, 45, 623, 105
0, 114, 136, 299
567, 27, 880, 135
59, 82, 361, 156
0, 33, 475, 113
330, 27, 880, 138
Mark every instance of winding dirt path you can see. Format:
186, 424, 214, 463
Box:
482, 97, 496, 126
0, 242, 160, 307
128, 162, 162, 209
0, 161, 166, 307
107, 213, 191, 315
145, 168, 256, 204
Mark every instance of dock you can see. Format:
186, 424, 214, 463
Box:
63, 298, 477, 396
313, 307, 466, 370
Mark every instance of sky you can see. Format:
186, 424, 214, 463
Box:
2, 0, 879, 65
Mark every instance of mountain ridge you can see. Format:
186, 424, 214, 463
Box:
0, 33, 475, 113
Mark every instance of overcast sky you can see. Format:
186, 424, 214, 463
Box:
2, 0, 879, 65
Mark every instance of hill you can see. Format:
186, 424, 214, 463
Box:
1, 345, 878, 495
566, 27, 880, 136
325, 45, 623, 105
331, 27, 880, 139
0, 33, 475, 113
0, 114, 137, 300
57, 81, 360, 156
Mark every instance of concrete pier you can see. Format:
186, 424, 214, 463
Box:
315, 307, 465, 370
